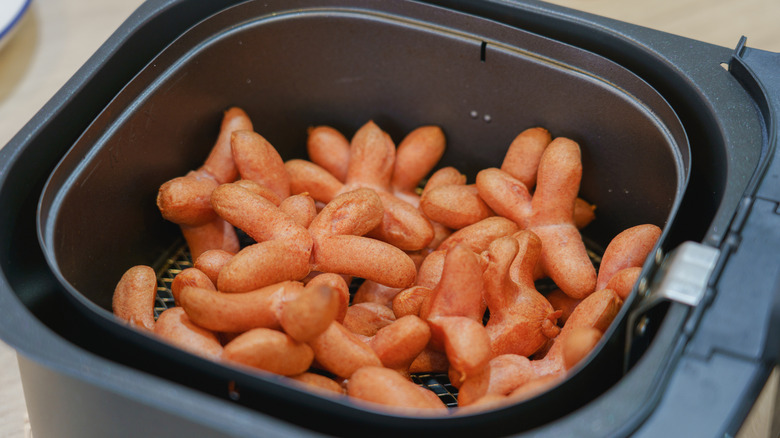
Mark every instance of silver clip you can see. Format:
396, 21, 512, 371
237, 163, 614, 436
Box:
635, 241, 720, 313
624, 241, 720, 369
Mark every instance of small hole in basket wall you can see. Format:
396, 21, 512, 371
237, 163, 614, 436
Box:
228, 381, 241, 400
719, 62, 729, 71
480, 41, 487, 62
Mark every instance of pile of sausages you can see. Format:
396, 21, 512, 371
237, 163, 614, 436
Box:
112, 107, 661, 414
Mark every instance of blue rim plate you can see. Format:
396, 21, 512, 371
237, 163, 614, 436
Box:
0, 0, 32, 50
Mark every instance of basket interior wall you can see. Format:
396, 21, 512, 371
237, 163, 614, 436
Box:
42, 5, 687, 312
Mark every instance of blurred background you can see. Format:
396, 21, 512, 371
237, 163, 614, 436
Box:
1, 0, 778, 437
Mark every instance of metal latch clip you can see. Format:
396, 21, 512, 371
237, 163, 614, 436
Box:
625, 241, 720, 369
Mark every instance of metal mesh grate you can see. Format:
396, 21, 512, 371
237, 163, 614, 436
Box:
411, 373, 460, 407
153, 245, 192, 318
151, 243, 462, 404
152, 240, 603, 407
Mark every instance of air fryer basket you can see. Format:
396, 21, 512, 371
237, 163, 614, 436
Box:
37, 0, 687, 426
1, 0, 778, 437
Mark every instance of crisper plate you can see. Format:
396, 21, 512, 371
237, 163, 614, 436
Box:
149, 238, 604, 408
152, 241, 462, 407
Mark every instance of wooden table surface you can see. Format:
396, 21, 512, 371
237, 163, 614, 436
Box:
1, 1, 778, 437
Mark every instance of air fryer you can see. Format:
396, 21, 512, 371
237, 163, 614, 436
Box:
0, 0, 778, 437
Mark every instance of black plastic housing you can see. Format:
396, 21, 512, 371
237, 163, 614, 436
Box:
1, 0, 778, 437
